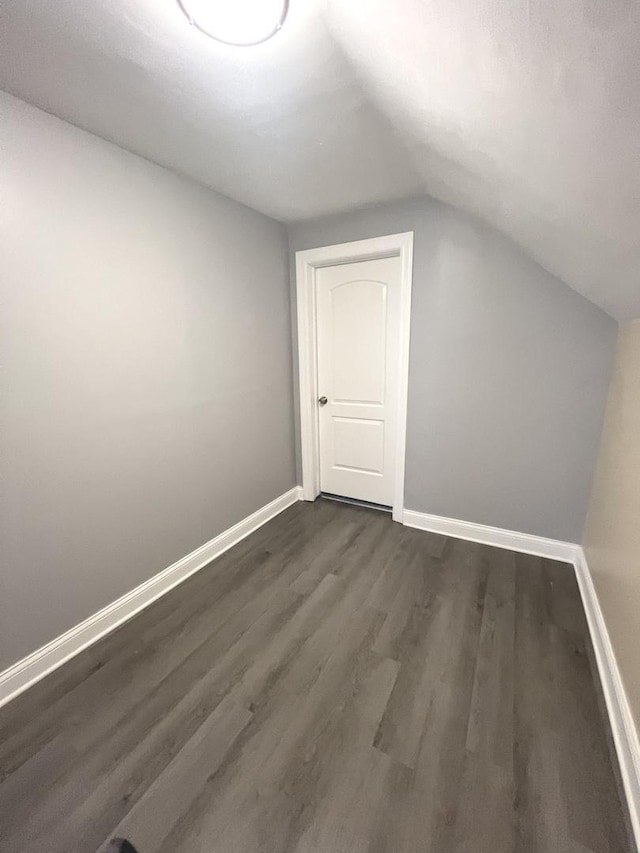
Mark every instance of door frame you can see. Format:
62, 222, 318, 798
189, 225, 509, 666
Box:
295, 232, 414, 522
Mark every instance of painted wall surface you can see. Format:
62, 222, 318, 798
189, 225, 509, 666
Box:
583, 320, 640, 732
1, 93, 296, 670
288, 198, 616, 542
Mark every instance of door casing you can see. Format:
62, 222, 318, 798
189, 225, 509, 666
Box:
295, 232, 414, 522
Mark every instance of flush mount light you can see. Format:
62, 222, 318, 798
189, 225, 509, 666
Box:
178, 0, 289, 46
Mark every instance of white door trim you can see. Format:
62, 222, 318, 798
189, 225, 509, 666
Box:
295, 232, 414, 522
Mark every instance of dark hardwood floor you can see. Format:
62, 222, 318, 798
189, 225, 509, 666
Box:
0, 499, 633, 852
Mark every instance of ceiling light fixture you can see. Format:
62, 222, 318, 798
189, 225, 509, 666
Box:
177, 0, 289, 46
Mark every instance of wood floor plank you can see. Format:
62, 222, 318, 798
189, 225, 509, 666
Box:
451, 548, 517, 853
1, 589, 304, 853
95, 694, 253, 853
372, 541, 490, 852
156, 605, 390, 852
372, 538, 487, 770
0, 500, 633, 853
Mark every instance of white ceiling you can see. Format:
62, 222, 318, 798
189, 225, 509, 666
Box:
2, 0, 639, 318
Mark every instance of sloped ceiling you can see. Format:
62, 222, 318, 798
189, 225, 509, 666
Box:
1, 0, 639, 318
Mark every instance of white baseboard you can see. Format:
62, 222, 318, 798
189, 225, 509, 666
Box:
573, 548, 640, 848
403, 507, 639, 848
0, 486, 303, 710
402, 509, 579, 563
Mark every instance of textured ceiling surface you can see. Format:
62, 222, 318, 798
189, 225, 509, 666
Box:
1, 0, 639, 318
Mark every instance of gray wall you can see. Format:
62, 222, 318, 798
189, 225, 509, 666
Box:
288, 198, 617, 542
1, 93, 296, 669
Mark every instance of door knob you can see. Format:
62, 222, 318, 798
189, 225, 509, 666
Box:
318, 396, 328, 406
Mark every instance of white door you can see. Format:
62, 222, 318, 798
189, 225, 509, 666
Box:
316, 256, 402, 506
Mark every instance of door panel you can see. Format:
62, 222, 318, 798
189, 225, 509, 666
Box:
332, 417, 385, 474
330, 281, 387, 404
316, 256, 401, 505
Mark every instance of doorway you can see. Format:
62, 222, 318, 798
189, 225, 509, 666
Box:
295, 233, 413, 522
